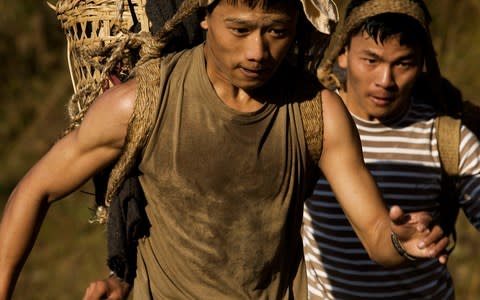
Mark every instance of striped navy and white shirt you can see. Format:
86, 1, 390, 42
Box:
303, 102, 480, 300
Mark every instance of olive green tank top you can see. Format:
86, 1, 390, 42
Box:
134, 44, 321, 299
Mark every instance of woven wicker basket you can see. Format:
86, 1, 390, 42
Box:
51, 0, 150, 93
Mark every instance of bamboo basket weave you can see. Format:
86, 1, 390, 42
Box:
51, 0, 150, 95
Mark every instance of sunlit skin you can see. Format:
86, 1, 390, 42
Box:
201, 1, 298, 112
338, 31, 423, 123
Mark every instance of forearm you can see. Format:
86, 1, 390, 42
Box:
331, 166, 442, 266
319, 90, 438, 266
335, 167, 406, 266
366, 212, 405, 266
0, 184, 50, 300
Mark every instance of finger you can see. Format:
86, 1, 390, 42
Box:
83, 287, 91, 300
83, 283, 98, 300
438, 253, 449, 265
424, 236, 450, 258
106, 292, 124, 300
408, 211, 433, 232
407, 211, 432, 223
105, 276, 131, 300
83, 281, 109, 300
417, 225, 444, 249
389, 205, 410, 225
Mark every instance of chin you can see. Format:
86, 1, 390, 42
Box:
238, 80, 268, 91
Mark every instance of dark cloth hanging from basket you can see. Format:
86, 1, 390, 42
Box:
146, 0, 205, 52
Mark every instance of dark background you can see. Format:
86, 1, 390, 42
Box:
0, 0, 479, 298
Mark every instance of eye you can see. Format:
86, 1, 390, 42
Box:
362, 57, 377, 65
268, 28, 288, 38
397, 61, 415, 69
230, 27, 250, 36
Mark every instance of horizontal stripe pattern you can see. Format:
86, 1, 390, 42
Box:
303, 103, 480, 299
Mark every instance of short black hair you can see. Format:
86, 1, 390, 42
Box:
348, 13, 428, 51
207, 0, 300, 13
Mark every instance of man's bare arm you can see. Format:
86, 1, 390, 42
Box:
318, 89, 448, 266
0, 80, 137, 300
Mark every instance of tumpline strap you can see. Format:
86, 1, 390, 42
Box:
435, 115, 461, 176
299, 93, 323, 164
435, 115, 461, 254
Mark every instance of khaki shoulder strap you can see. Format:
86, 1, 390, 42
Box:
434, 115, 462, 253
435, 115, 461, 176
299, 92, 323, 163
105, 58, 164, 207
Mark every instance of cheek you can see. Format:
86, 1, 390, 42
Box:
264, 36, 295, 60
397, 72, 419, 93
347, 66, 368, 89
208, 32, 234, 58
279, 41, 295, 59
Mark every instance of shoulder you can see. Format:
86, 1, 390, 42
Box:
132, 46, 201, 84
321, 89, 349, 122
320, 89, 359, 150
91, 79, 137, 119
77, 79, 137, 149
160, 45, 200, 70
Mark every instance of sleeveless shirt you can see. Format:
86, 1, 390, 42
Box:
133, 44, 322, 299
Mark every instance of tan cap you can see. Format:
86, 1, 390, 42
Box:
318, 0, 434, 89
198, 0, 338, 34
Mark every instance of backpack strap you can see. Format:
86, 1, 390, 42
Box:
435, 115, 461, 176
434, 115, 461, 254
299, 92, 323, 164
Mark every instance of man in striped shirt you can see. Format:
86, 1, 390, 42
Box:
303, 0, 480, 299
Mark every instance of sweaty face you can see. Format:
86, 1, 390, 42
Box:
201, 1, 298, 91
338, 32, 423, 122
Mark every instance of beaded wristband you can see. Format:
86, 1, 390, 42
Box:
390, 231, 418, 262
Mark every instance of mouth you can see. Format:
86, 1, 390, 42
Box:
370, 94, 396, 106
239, 66, 269, 79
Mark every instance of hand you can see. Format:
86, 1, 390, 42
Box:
416, 222, 451, 264
102, 74, 123, 92
389, 206, 450, 263
83, 275, 131, 300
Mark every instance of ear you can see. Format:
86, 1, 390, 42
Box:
200, 16, 208, 30
337, 48, 348, 69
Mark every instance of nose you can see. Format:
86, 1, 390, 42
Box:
375, 65, 395, 89
245, 33, 268, 62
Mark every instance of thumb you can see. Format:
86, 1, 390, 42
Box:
389, 205, 410, 225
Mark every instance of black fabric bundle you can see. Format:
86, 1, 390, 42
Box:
93, 0, 205, 284
105, 175, 150, 284
146, 0, 205, 53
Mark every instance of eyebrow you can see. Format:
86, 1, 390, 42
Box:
362, 49, 417, 62
224, 18, 254, 25
224, 17, 292, 26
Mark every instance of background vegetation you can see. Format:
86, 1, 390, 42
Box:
0, 0, 479, 298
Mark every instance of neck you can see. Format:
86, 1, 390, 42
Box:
204, 47, 267, 113
339, 89, 411, 124
215, 85, 266, 112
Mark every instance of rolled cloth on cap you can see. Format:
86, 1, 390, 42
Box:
198, 0, 338, 34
